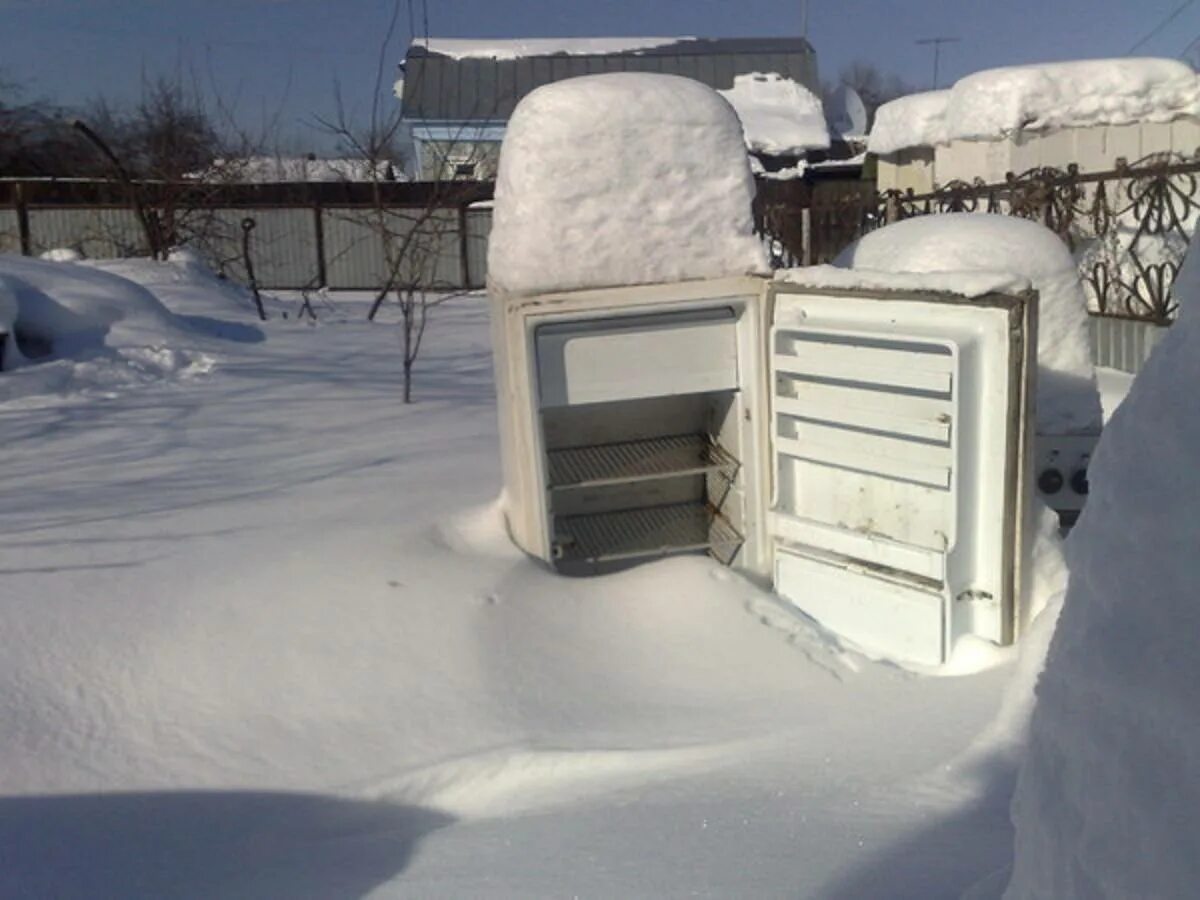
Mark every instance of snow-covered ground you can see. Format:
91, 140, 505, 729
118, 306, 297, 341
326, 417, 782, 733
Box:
0, 253, 1140, 898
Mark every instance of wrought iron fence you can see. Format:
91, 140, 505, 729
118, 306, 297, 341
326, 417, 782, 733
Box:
875, 153, 1200, 324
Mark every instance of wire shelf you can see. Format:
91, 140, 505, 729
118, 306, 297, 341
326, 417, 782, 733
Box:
553, 502, 743, 565
547, 433, 738, 489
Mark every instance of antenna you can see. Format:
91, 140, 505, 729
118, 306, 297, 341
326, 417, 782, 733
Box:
801, 0, 810, 39
915, 36, 961, 89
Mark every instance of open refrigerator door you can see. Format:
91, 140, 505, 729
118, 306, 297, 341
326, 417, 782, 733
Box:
764, 283, 1035, 665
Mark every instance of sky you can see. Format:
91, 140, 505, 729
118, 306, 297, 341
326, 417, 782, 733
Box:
1, 0, 1197, 153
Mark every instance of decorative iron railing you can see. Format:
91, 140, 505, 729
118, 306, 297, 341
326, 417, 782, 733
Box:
874, 153, 1200, 324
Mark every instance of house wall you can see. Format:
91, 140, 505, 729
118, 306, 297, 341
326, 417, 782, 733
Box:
935, 118, 1200, 186
876, 148, 936, 194
877, 118, 1200, 193
418, 139, 502, 181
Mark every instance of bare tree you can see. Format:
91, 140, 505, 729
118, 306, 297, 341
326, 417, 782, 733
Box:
71, 69, 275, 261
314, 0, 488, 403
0, 74, 105, 177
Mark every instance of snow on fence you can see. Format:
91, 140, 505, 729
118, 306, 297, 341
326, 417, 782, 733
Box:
0, 180, 495, 292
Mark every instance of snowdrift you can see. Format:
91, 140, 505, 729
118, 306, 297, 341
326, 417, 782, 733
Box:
0, 254, 236, 402
1004, 232, 1200, 899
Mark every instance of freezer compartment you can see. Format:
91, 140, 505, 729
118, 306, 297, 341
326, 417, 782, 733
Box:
542, 392, 745, 570
535, 308, 738, 407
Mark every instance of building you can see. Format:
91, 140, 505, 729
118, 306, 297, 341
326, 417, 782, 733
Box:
396, 37, 822, 181
870, 58, 1200, 193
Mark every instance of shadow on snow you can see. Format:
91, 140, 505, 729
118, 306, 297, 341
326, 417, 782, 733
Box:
0, 790, 453, 900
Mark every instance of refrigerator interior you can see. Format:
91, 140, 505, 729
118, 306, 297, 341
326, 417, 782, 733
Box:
534, 307, 751, 573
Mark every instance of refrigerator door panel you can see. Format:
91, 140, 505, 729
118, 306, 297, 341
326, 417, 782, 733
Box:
766, 283, 1033, 664
775, 545, 947, 665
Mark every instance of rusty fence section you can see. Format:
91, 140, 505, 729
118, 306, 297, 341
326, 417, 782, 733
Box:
876, 153, 1200, 325
754, 154, 1200, 327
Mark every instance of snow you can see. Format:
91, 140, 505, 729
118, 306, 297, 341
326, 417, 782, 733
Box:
718, 72, 830, 155
0, 254, 218, 402
487, 73, 767, 296
834, 214, 1104, 434
39, 247, 85, 262
1003, 230, 1200, 900
868, 89, 950, 155
869, 59, 1200, 152
416, 37, 689, 59
1, 253, 1049, 897
192, 156, 399, 183
776, 263, 1031, 299
947, 57, 1200, 143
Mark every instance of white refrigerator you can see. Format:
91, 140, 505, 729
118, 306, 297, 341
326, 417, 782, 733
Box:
491, 275, 1035, 665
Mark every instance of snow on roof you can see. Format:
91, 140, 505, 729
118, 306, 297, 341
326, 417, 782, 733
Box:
832, 213, 1102, 433
1004, 228, 1200, 899
416, 37, 689, 59
718, 72, 830, 155
869, 58, 1200, 153
867, 90, 949, 155
194, 156, 400, 184
487, 73, 767, 296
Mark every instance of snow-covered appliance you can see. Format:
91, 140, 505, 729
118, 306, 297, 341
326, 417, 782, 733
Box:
1033, 434, 1095, 526
493, 278, 1036, 665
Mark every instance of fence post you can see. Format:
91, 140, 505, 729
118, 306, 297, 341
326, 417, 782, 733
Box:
457, 203, 471, 289
15, 182, 31, 256
313, 202, 327, 289
801, 207, 812, 267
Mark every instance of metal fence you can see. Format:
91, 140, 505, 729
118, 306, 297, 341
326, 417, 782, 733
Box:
4, 168, 1191, 373
0, 180, 495, 292
1090, 314, 1168, 373
875, 153, 1200, 325
753, 155, 1200, 374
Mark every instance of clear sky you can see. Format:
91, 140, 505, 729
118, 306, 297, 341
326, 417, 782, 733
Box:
1, 0, 1196, 153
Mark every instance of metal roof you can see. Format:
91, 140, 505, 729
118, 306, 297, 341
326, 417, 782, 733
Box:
400, 37, 820, 122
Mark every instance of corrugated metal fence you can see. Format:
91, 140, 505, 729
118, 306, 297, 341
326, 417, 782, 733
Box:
1089, 315, 1167, 374
0, 180, 494, 291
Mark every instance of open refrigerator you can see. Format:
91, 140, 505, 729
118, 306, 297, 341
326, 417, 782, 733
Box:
491, 276, 1035, 665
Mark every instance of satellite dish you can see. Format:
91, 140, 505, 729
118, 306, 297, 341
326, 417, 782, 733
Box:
829, 84, 868, 139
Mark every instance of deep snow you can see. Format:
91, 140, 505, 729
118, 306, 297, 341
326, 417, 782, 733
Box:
718, 72, 830, 155
869, 58, 1199, 152
0, 252, 1139, 898
487, 73, 767, 296
867, 90, 951, 156
1003, 232, 1200, 900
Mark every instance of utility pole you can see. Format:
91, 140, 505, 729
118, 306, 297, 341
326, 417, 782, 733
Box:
915, 36, 961, 89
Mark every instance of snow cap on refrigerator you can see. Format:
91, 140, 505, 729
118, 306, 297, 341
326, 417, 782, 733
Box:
487, 72, 769, 296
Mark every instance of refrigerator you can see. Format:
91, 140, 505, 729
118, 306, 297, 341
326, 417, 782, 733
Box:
491, 275, 1036, 665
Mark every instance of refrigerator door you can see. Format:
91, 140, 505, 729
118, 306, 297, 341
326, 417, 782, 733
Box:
765, 283, 1033, 665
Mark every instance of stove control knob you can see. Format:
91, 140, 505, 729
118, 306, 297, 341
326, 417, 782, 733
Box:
1038, 468, 1065, 495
